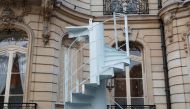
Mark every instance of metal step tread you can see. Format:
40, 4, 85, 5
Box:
104, 57, 129, 62
65, 102, 91, 106
72, 93, 94, 99
85, 83, 99, 88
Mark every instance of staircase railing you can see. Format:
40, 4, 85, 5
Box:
0, 103, 37, 109
64, 40, 90, 101
64, 15, 130, 103
107, 105, 156, 109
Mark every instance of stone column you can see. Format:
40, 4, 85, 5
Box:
160, 4, 190, 109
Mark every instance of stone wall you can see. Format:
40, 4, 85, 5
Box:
159, 1, 190, 109
59, 0, 159, 16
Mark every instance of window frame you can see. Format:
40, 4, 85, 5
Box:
0, 39, 28, 104
113, 42, 147, 105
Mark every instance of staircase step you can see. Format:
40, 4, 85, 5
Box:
65, 102, 91, 109
104, 48, 126, 53
85, 83, 99, 88
105, 53, 127, 57
72, 93, 94, 104
100, 67, 114, 77
82, 83, 98, 96
104, 59, 129, 66
105, 47, 126, 52
72, 93, 94, 99
104, 56, 129, 62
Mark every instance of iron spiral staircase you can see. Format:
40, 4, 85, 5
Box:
64, 16, 130, 109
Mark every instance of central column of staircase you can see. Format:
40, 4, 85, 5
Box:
64, 19, 130, 109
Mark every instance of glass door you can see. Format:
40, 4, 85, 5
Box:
0, 50, 26, 107
0, 53, 9, 108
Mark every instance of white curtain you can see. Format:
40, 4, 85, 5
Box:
0, 54, 9, 94
64, 47, 78, 101
17, 53, 26, 91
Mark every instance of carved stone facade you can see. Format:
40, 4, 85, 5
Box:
41, 0, 55, 45
0, 0, 190, 109
160, 1, 190, 109
164, 13, 175, 43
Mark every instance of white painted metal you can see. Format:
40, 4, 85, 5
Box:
89, 21, 104, 84
64, 47, 69, 102
64, 15, 130, 109
113, 12, 119, 50
124, 15, 130, 58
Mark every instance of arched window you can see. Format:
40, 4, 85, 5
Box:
114, 41, 145, 105
0, 29, 28, 106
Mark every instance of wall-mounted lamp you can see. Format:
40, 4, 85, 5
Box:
106, 77, 115, 92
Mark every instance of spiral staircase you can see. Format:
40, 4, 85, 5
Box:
64, 18, 130, 109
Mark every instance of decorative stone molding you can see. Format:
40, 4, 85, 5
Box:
41, 0, 55, 45
164, 13, 175, 43
186, 20, 190, 34
0, 0, 32, 30
0, 0, 30, 15
0, 6, 24, 29
183, 20, 190, 54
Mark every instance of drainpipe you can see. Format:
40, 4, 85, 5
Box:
158, 1, 171, 109
159, 19, 171, 109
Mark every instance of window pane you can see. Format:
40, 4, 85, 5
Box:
131, 98, 144, 105
0, 54, 8, 95
0, 96, 4, 108
115, 71, 126, 78
10, 54, 23, 94
114, 78, 126, 97
10, 74, 23, 94
8, 96, 23, 103
129, 42, 141, 56
0, 29, 28, 48
130, 60, 142, 78
0, 96, 4, 102
0, 87, 5, 95
130, 79, 143, 97
115, 97, 127, 105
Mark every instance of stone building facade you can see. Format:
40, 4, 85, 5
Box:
0, 0, 190, 109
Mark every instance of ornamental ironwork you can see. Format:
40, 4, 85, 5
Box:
103, 0, 149, 15
107, 105, 156, 109
0, 103, 37, 109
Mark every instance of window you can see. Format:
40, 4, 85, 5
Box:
0, 29, 28, 106
114, 41, 145, 105
59, 37, 81, 102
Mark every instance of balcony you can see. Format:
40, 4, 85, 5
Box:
0, 103, 37, 109
103, 0, 149, 15
107, 105, 156, 109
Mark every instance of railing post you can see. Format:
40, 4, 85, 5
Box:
113, 12, 118, 50
124, 15, 129, 57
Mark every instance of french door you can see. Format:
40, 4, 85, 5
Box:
0, 46, 27, 104
114, 42, 146, 106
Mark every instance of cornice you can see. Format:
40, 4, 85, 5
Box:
159, 0, 190, 18
54, 4, 159, 26
94, 15, 159, 24
54, 4, 93, 25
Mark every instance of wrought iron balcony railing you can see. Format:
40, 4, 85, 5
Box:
107, 105, 156, 109
103, 0, 149, 15
0, 103, 37, 109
